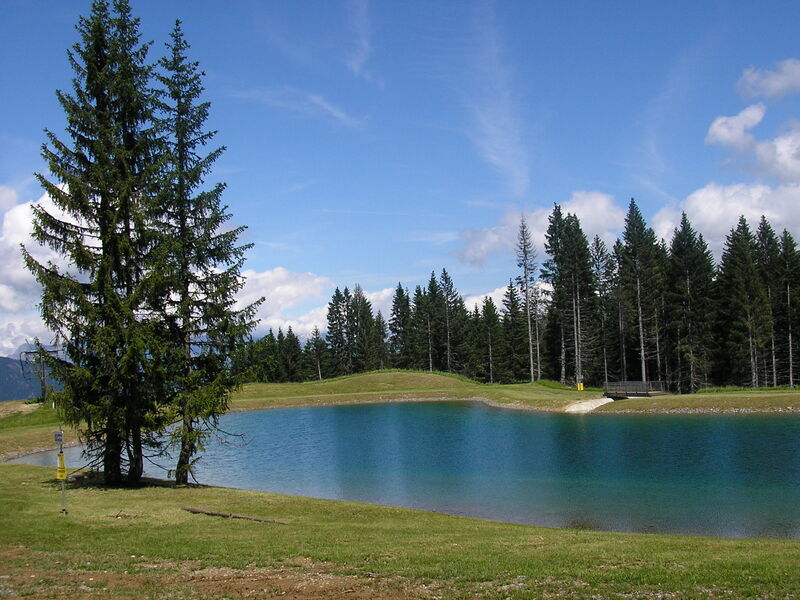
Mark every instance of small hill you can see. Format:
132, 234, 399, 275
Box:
233, 370, 597, 411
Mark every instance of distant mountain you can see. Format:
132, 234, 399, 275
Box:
0, 356, 42, 402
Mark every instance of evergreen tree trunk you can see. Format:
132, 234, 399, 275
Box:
175, 415, 194, 485
427, 316, 433, 372
445, 306, 452, 372
488, 333, 494, 384
789, 282, 795, 387
636, 276, 647, 382
618, 292, 627, 380
525, 289, 535, 382
534, 303, 541, 381
748, 311, 758, 388
654, 310, 662, 382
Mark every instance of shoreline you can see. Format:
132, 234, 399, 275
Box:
231, 393, 800, 415
7, 395, 800, 463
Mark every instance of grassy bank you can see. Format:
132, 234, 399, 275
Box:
1, 462, 799, 599
598, 387, 800, 413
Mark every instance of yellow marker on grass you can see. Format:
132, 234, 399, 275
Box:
56, 451, 66, 481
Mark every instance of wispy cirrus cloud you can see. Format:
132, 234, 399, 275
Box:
462, 2, 529, 198
345, 0, 383, 87
231, 86, 364, 128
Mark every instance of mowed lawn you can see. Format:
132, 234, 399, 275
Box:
1, 462, 799, 599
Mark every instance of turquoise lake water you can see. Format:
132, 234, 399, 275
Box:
17, 401, 800, 539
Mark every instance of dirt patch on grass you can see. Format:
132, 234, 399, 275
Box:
0, 400, 39, 419
0, 547, 437, 599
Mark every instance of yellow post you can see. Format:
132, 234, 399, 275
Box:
55, 426, 67, 514
577, 382, 584, 391
56, 451, 66, 481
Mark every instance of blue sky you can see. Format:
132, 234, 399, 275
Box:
3, 0, 800, 353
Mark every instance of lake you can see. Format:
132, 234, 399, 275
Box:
16, 401, 800, 539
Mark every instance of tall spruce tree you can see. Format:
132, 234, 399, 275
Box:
373, 311, 389, 369
350, 285, 376, 372
561, 214, 595, 386
439, 269, 465, 373
516, 215, 539, 381
425, 272, 446, 370
612, 240, 628, 381
501, 281, 528, 380
714, 217, 772, 387
543, 205, 568, 383
409, 285, 430, 370
388, 283, 412, 368
665, 213, 714, 393
155, 21, 260, 484
302, 327, 329, 381
23, 0, 162, 484
326, 287, 351, 375
619, 199, 660, 383
480, 297, 506, 383
590, 236, 615, 385
755, 216, 781, 387
779, 230, 800, 387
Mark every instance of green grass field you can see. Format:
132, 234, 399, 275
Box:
1, 462, 799, 599
2, 371, 800, 598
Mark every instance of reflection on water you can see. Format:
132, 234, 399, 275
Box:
14, 401, 800, 539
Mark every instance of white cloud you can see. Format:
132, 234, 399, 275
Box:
0, 313, 52, 357
738, 58, 800, 100
755, 123, 800, 182
253, 285, 394, 340
0, 186, 17, 213
453, 224, 512, 266
238, 266, 334, 337
463, 285, 507, 313
560, 190, 626, 246
260, 304, 329, 340
453, 190, 625, 266
231, 86, 364, 128
653, 181, 800, 256
364, 286, 394, 317
0, 192, 69, 314
705, 101, 800, 184
705, 103, 766, 151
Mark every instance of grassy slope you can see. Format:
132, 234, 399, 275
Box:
0, 400, 79, 459
1, 462, 799, 599
232, 370, 599, 412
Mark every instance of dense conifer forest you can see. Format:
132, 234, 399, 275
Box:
234, 200, 800, 392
